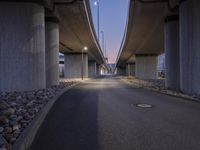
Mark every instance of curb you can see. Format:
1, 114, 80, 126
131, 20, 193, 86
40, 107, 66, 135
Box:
12, 82, 80, 150
120, 79, 200, 103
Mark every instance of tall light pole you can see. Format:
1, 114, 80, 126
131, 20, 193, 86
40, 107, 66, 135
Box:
94, 0, 100, 41
81, 46, 88, 80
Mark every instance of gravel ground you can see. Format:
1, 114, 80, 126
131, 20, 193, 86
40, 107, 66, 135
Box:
121, 76, 200, 101
0, 81, 76, 150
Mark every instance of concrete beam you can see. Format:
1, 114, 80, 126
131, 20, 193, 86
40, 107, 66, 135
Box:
180, 0, 200, 95
135, 54, 157, 79
0, 2, 46, 92
164, 15, 180, 90
64, 53, 88, 78
45, 17, 59, 87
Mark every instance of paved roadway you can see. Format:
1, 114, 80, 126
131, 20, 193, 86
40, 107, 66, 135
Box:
30, 76, 200, 150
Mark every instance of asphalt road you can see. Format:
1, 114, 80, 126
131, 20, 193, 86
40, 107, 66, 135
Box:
30, 76, 200, 150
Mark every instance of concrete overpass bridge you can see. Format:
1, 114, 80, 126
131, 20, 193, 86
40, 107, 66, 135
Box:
116, 0, 200, 95
0, 0, 107, 92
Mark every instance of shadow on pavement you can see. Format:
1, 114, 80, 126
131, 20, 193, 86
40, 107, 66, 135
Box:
30, 83, 99, 150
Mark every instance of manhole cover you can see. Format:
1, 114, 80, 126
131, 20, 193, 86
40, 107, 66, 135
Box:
136, 103, 153, 108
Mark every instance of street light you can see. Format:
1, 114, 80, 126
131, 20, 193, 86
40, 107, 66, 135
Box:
94, 0, 100, 41
81, 46, 88, 80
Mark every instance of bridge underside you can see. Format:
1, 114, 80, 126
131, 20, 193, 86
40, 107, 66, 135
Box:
116, 0, 200, 95
117, 0, 168, 67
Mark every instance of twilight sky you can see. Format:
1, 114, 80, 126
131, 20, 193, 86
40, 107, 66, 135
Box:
90, 0, 129, 64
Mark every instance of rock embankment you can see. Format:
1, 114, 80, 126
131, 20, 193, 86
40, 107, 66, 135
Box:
0, 81, 76, 150
122, 76, 200, 101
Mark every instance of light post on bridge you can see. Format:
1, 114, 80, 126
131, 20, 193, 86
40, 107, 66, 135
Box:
81, 46, 88, 80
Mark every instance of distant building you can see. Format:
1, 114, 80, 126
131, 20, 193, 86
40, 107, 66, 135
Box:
157, 53, 165, 78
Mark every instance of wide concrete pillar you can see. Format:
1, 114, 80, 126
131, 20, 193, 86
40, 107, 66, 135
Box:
117, 67, 126, 76
135, 54, 157, 79
88, 61, 97, 77
101, 66, 107, 75
96, 64, 101, 76
64, 54, 88, 78
164, 15, 180, 90
0, 2, 45, 92
45, 17, 59, 87
180, 0, 200, 94
126, 63, 135, 76
100, 66, 104, 75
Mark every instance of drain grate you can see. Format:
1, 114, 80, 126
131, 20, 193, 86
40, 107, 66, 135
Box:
136, 103, 153, 108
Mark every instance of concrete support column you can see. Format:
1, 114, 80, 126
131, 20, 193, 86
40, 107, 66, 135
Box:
100, 66, 104, 75
164, 15, 180, 90
45, 17, 59, 87
64, 54, 88, 78
88, 61, 97, 77
96, 64, 100, 76
101, 66, 107, 75
126, 64, 131, 76
117, 67, 126, 76
180, 0, 200, 94
135, 54, 157, 79
126, 63, 135, 76
0, 2, 46, 92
